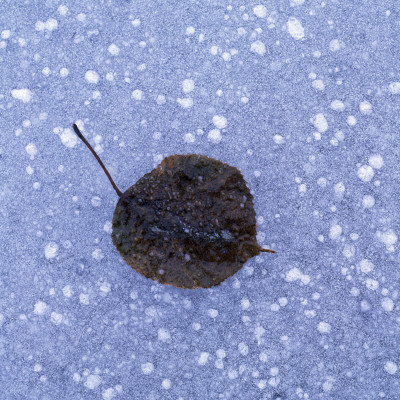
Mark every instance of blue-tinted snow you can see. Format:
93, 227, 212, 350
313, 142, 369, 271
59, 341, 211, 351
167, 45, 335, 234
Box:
1, 1, 400, 399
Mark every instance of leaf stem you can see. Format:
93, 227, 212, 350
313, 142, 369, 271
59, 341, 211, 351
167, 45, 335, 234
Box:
72, 123, 123, 197
259, 247, 276, 253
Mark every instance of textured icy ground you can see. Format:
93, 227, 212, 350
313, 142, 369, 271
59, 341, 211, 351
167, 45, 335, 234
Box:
1, 1, 400, 399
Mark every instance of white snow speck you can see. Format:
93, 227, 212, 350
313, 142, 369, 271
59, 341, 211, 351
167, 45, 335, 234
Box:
318, 321, 331, 333
50, 312, 63, 325
222, 51, 231, 62
1, 30, 11, 39
186, 26, 195, 35
156, 95, 166, 105
60, 68, 69, 77
216, 349, 226, 359
62, 285, 73, 297
357, 165, 374, 182
182, 79, 195, 93
215, 359, 223, 369
297, 183, 306, 193
359, 259, 374, 273
131, 18, 141, 27
330, 100, 345, 111
79, 293, 89, 305
388, 82, 400, 94
207, 129, 222, 144
85, 70, 99, 84
25, 143, 38, 159
285, 267, 310, 285
312, 79, 325, 91
85, 374, 101, 389
198, 352, 210, 365
368, 154, 383, 169
347, 115, 357, 126
381, 297, 394, 312
129, 290, 138, 301
257, 380, 267, 389
177, 97, 193, 108
210, 45, 219, 55
141, 362, 154, 374
184, 133, 195, 143
103, 388, 116, 400
158, 328, 171, 341
271, 303, 280, 312
132, 89, 144, 100
384, 361, 398, 375
322, 379, 334, 392
329, 224, 342, 240
12, 88, 33, 103
33, 363, 42, 372
362, 195, 375, 208
45, 242, 58, 259
192, 322, 201, 330
100, 282, 111, 293
58, 5, 68, 15
273, 135, 285, 144
108, 43, 120, 56
47, 18, 58, 31
290, 0, 305, 5
208, 308, 218, 318
34, 301, 48, 315
312, 113, 328, 132
377, 230, 398, 246
253, 5, 267, 18
350, 287, 360, 296
241, 298, 250, 310
365, 278, 379, 291
92, 248, 104, 261
250, 40, 266, 56
35, 18, 58, 32
329, 39, 344, 52
103, 221, 112, 234
334, 182, 345, 196
270, 367, 279, 377
77, 13, 86, 22
287, 17, 305, 40
279, 297, 288, 307
286, 267, 302, 282
162, 379, 171, 390
359, 101, 372, 115
91, 196, 102, 207
220, 51, 231, 61
106, 73, 114, 81
238, 342, 249, 356
212, 115, 227, 129
60, 128, 78, 148
268, 377, 280, 387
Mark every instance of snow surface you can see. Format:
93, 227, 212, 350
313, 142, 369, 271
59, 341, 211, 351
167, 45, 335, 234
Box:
1, 1, 400, 399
